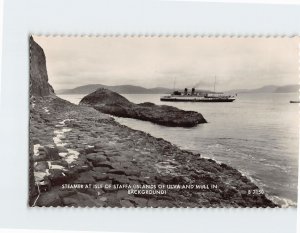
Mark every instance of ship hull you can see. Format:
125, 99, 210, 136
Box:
160, 97, 235, 102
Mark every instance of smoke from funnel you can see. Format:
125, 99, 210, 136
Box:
193, 80, 205, 89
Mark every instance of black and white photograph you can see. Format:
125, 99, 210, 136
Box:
29, 35, 299, 208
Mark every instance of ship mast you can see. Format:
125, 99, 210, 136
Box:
173, 77, 176, 91
214, 75, 216, 93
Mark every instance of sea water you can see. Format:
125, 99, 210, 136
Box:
58, 93, 299, 207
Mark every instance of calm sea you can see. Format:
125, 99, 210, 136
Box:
58, 93, 299, 207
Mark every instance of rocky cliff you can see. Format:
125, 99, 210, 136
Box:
79, 88, 207, 127
30, 36, 54, 97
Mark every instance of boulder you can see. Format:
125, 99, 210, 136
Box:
79, 88, 206, 127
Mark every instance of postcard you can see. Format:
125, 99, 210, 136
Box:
29, 35, 299, 207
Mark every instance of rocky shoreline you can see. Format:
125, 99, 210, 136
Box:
79, 88, 207, 127
29, 36, 277, 208
29, 95, 277, 207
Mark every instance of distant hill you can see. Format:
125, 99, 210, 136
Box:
57, 83, 299, 95
274, 85, 300, 93
226, 85, 299, 94
56, 84, 173, 94
56, 84, 212, 95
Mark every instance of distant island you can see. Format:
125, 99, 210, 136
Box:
226, 84, 299, 94
56, 84, 173, 95
56, 84, 299, 95
56, 84, 212, 95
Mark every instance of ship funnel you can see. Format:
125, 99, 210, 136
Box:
192, 88, 195, 95
184, 88, 188, 95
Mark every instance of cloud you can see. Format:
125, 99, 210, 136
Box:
35, 36, 299, 91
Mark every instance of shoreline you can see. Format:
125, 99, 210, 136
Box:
114, 119, 297, 208
57, 94, 297, 208
29, 95, 278, 207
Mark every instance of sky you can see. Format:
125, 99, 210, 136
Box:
34, 36, 299, 91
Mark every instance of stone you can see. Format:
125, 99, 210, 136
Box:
62, 197, 79, 206
34, 161, 49, 172
93, 173, 108, 181
92, 167, 111, 173
71, 160, 90, 173
125, 197, 148, 207
91, 132, 98, 138
75, 171, 96, 184
93, 162, 113, 169
36, 177, 51, 192
107, 169, 126, 175
117, 190, 129, 199
120, 199, 135, 207
79, 192, 105, 207
98, 197, 107, 202
109, 174, 130, 184
86, 153, 107, 166
36, 192, 62, 207
49, 169, 74, 186
94, 143, 106, 149
124, 170, 141, 176
147, 199, 176, 208
57, 146, 68, 153
58, 190, 77, 198
50, 160, 68, 167
44, 146, 60, 160
33, 154, 47, 162
84, 147, 95, 154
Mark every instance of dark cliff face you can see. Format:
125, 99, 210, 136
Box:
30, 36, 54, 97
80, 88, 207, 127
29, 36, 55, 203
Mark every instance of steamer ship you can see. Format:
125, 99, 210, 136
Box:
160, 88, 236, 102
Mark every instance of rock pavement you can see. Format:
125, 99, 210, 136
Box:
29, 96, 277, 207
